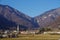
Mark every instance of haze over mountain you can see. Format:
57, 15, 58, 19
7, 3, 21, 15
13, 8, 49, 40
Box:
0, 4, 38, 30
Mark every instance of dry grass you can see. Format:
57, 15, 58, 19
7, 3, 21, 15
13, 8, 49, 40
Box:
0, 34, 60, 40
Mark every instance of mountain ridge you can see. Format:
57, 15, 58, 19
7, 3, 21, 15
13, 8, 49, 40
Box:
34, 7, 60, 30
0, 4, 39, 30
0, 4, 60, 30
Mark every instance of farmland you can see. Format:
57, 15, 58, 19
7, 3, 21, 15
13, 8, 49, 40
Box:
0, 34, 60, 40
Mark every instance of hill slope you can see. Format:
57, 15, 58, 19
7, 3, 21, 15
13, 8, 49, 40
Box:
34, 8, 60, 29
0, 4, 38, 30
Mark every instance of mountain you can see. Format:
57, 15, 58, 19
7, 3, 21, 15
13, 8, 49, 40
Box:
1, 4, 60, 31
34, 8, 60, 30
0, 4, 38, 30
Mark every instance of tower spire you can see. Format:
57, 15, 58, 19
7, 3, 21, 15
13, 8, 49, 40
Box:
17, 24, 19, 32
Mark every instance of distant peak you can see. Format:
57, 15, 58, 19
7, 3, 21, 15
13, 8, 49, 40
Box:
0, 4, 10, 8
0, 4, 8, 6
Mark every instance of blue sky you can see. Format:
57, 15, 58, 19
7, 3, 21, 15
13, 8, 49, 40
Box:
0, 0, 60, 17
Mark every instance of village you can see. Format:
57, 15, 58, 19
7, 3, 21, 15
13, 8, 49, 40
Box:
0, 25, 39, 38
0, 25, 60, 38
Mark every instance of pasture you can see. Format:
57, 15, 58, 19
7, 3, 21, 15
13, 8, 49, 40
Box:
0, 34, 60, 40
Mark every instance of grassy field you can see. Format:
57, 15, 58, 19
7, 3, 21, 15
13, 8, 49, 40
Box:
0, 34, 60, 40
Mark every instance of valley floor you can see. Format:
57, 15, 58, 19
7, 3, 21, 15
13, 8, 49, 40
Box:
0, 34, 60, 40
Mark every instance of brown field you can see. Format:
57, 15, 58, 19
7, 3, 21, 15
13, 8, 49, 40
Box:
0, 34, 60, 40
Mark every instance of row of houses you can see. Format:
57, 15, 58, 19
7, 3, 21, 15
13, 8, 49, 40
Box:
0, 30, 39, 38
0, 25, 20, 38
44, 31, 60, 35
0, 25, 39, 38
20, 30, 39, 34
0, 30, 19, 38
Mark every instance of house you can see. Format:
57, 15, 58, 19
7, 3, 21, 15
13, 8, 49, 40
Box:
20, 30, 39, 34
44, 31, 60, 35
